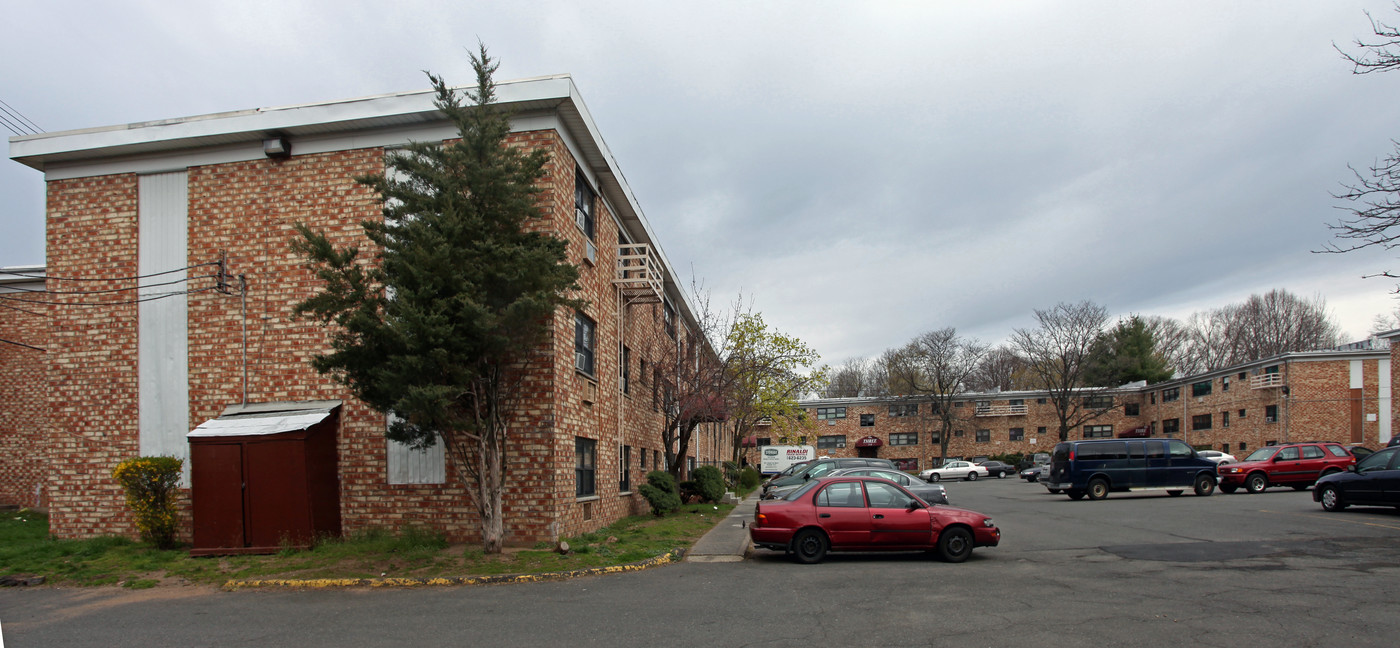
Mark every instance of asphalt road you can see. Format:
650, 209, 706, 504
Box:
3, 477, 1398, 647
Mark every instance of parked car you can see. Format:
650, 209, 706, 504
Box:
762, 457, 897, 499
1019, 466, 1042, 482
1314, 446, 1400, 511
920, 461, 989, 482
1197, 450, 1237, 465
1216, 442, 1355, 494
978, 461, 1015, 478
1043, 438, 1218, 500
749, 476, 1000, 564
1389, 437, 1400, 448
827, 467, 948, 505
1343, 444, 1374, 460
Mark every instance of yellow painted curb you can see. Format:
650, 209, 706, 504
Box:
221, 548, 685, 590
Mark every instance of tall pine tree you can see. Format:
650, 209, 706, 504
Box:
293, 45, 582, 553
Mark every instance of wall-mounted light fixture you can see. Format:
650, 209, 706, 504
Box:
263, 136, 291, 159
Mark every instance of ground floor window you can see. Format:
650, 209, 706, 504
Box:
817, 435, 846, 449
1221, 411, 1230, 428
890, 432, 917, 446
1162, 418, 1180, 435
894, 458, 918, 471
975, 430, 990, 443
1084, 425, 1112, 439
1265, 405, 1278, 422
621, 445, 632, 492
576, 437, 596, 497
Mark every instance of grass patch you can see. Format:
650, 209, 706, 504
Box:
0, 502, 734, 587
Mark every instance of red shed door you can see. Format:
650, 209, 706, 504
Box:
246, 440, 310, 548
191, 443, 245, 549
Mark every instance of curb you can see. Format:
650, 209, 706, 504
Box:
221, 548, 686, 590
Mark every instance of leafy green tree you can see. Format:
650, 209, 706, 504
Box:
1084, 316, 1175, 387
292, 46, 582, 554
720, 311, 826, 463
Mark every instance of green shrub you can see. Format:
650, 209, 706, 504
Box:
111, 456, 183, 549
637, 470, 680, 516
739, 466, 761, 490
692, 465, 725, 503
678, 480, 702, 502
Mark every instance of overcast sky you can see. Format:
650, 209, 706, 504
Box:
6, 1, 1400, 364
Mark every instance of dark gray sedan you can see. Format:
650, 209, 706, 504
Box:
826, 467, 949, 505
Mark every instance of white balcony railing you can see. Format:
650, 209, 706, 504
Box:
975, 404, 1028, 417
615, 243, 664, 303
1250, 373, 1283, 389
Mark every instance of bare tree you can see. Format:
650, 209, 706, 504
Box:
1323, 6, 1400, 287
884, 328, 986, 461
1010, 301, 1114, 441
965, 345, 1030, 392
1142, 315, 1190, 379
824, 357, 873, 397
654, 294, 727, 480
1179, 290, 1342, 372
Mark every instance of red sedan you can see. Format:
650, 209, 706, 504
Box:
749, 476, 1000, 564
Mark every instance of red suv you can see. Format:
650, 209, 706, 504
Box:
1217, 442, 1355, 494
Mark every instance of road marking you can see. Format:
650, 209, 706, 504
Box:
1259, 509, 1400, 531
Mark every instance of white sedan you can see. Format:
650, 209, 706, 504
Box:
919, 461, 990, 482
1197, 450, 1237, 465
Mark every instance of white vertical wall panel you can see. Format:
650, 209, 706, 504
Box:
138, 171, 190, 474
1380, 359, 1392, 444
1350, 360, 1364, 389
386, 413, 446, 484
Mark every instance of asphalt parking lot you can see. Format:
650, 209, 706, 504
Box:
3, 476, 1398, 647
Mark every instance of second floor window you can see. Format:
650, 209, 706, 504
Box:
817, 435, 846, 449
975, 430, 990, 443
890, 433, 918, 446
1009, 428, 1025, 441
1192, 414, 1212, 430
574, 311, 596, 376
1162, 387, 1180, 402
1084, 425, 1113, 438
860, 414, 874, 427
816, 407, 846, 420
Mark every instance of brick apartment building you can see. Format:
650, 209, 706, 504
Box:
3, 75, 729, 545
776, 347, 1392, 470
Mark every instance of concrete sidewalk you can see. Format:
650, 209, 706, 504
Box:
685, 491, 759, 562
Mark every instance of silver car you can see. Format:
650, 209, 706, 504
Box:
826, 467, 949, 505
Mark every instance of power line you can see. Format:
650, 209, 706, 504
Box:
0, 300, 45, 317
0, 261, 220, 283
0, 337, 45, 352
0, 284, 225, 307
0, 97, 42, 135
0, 273, 214, 296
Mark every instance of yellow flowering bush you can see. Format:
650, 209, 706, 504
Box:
111, 456, 183, 549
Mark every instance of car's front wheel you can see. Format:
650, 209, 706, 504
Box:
1319, 485, 1348, 512
791, 529, 829, 564
1245, 473, 1268, 494
928, 474, 941, 483
935, 527, 974, 563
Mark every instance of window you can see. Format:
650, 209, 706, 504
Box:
860, 414, 875, 427
888, 403, 918, 417
757, 438, 771, 446
817, 435, 846, 449
1238, 409, 1246, 418
1239, 372, 1247, 380
575, 437, 596, 498
1162, 387, 1180, 402
1222, 376, 1231, 392
929, 430, 942, 443
1037, 426, 1047, 437
953, 401, 965, 408
816, 482, 865, 508
1301, 446, 1325, 460
1037, 398, 1047, 405
890, 432, 918, 446
1009, 428, 1025, 441
1265, 405, 1278, 423
621, 445, 632, 492
1009, 399, 1024, 407
1192, 381, 1212, 397
1168, 439, 1193, 459
816, 407, 846, 420
1078, 441, 1128, 460
574, 168, 596, 240
640, 447, 647, 470
1221, 411, 1230, 428
1084, 425, 1113, 439
1124, 403, 1140, 416
574, 311, 596, 376
1162, 418, 1180, 435
975, 429, 990, 443
1083, 395, 1113, 409
864, 481, 917, 509
1192, 414, 1212, 431
1221, 443, 1230, 453
663, 300, 676, 339
1326, 445, 1350, 458
954, 429, 965, 438
620, 346, 630, 394
1278, 446, 1299, 460
1238, 442, 1246, 451
638, 359, 648, 384
975, 400, 991, 409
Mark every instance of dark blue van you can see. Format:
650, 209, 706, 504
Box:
1044, 438, 1218, 500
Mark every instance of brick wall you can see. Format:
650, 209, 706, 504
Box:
0, 282, 47, 509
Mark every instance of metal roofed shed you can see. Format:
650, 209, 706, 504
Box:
187, 401, 342, 556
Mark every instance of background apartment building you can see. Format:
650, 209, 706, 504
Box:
3, 75, 729, 546
779, 348, 1390, 469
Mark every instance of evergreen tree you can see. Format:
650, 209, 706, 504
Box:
1084, 316, 1175, 387
292, 45, 582, 553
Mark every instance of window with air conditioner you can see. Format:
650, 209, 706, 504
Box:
574, 167, 597, 264
574, 311, 596, 376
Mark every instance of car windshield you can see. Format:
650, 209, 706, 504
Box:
776, 462, 809, 477
782, 480, 821, 501
1244, 448, 1276, 462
